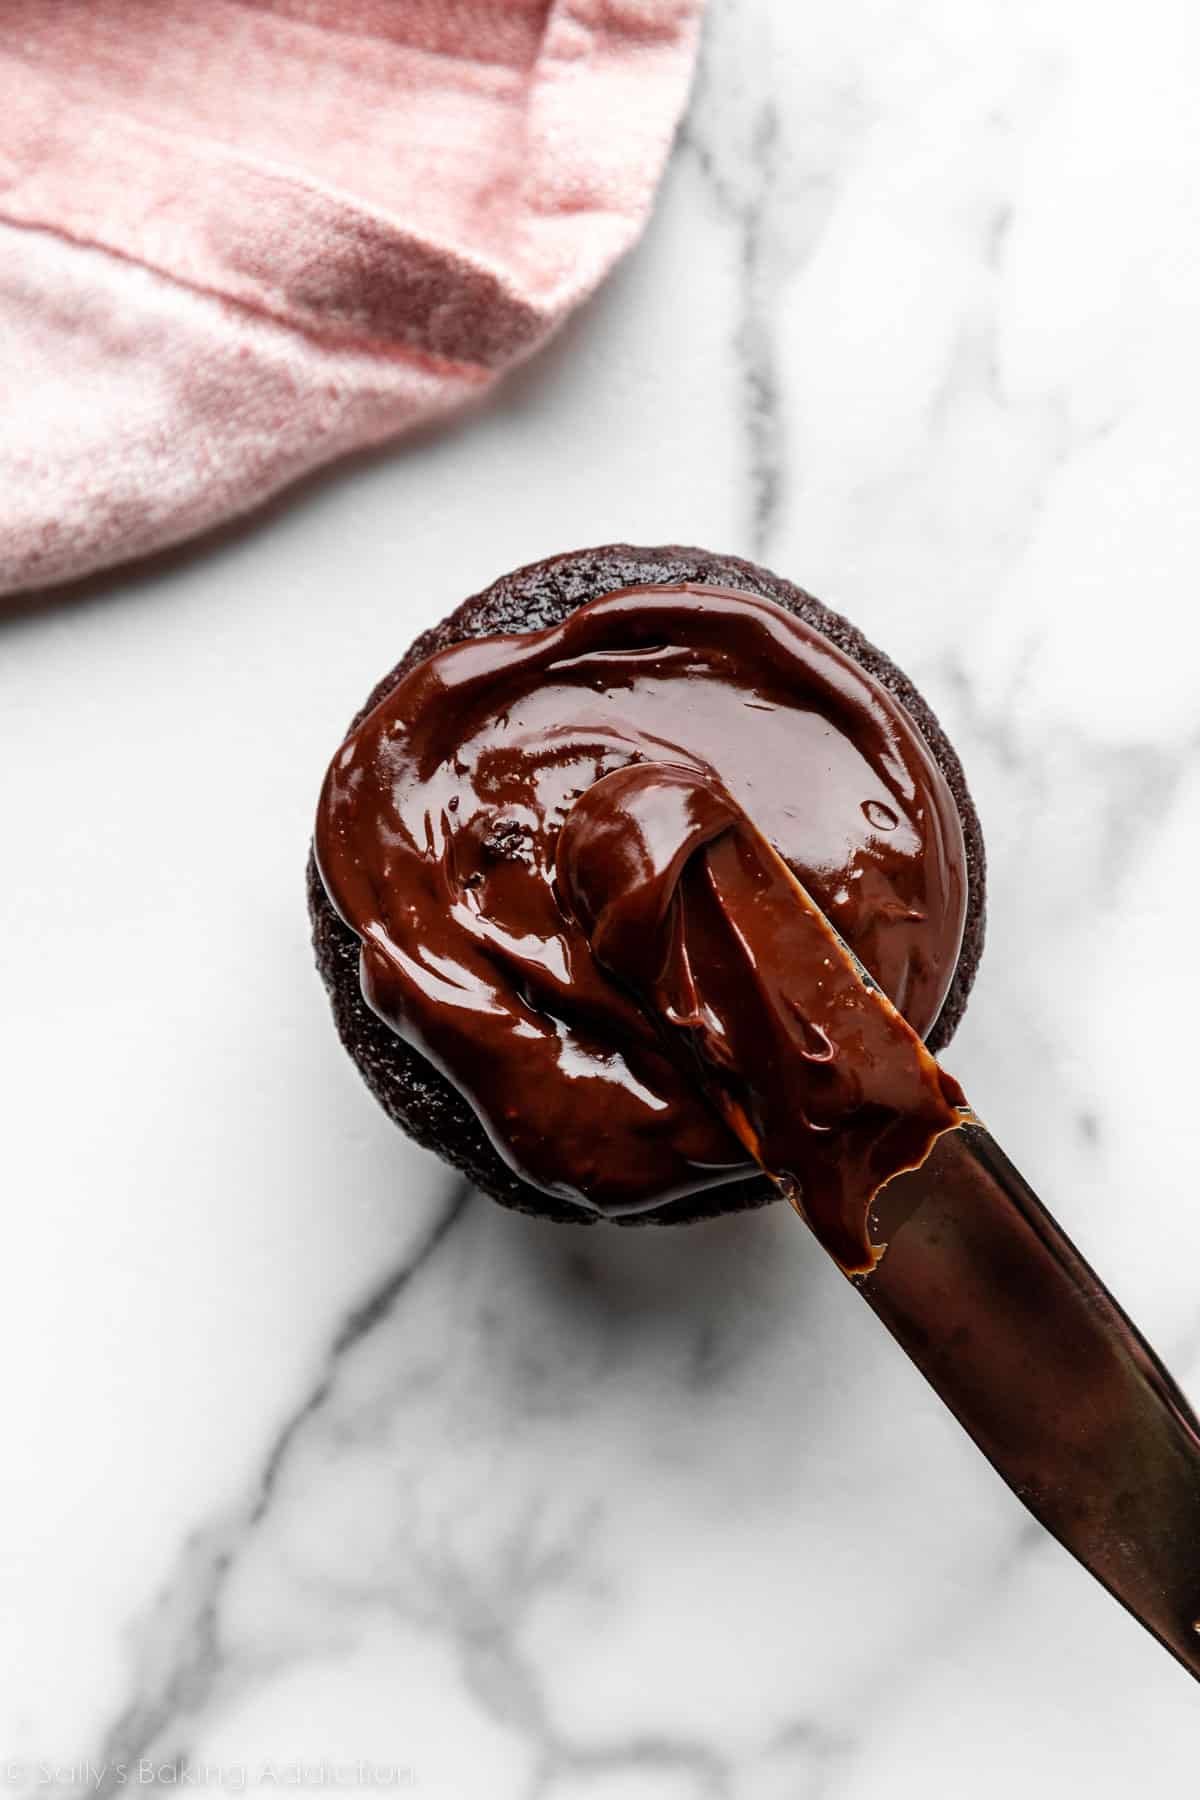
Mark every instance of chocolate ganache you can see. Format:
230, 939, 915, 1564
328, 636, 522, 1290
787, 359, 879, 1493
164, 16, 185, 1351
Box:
314, 584, 968, 1218
556, 762, 966, 1271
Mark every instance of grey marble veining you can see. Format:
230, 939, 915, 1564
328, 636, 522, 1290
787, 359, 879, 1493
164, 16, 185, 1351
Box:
4, 0, 1200, 1793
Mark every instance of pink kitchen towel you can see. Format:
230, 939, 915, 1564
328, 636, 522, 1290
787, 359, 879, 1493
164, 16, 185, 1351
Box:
0, 0, 702, 596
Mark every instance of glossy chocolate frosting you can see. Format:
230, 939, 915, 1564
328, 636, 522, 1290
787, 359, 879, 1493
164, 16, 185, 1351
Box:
315, 583, 968, 1218
557, 762, 966, 1270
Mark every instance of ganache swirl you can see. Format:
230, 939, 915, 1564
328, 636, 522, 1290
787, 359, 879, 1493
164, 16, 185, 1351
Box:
557, 761, 966, 1270
315, 584, 968, 1216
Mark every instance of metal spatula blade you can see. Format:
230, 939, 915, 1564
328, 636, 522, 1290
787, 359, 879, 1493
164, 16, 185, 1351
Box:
760, 864, 1200, 1679
856, 1118, 1200, 1682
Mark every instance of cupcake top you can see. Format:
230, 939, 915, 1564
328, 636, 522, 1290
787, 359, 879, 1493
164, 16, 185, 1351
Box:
315, 582, 968, 1220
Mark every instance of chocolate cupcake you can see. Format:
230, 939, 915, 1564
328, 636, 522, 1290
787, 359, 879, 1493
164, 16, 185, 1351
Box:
309, 544, 985, 1227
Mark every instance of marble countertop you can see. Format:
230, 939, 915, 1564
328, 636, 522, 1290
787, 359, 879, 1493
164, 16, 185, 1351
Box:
5, 0, 1200, 1791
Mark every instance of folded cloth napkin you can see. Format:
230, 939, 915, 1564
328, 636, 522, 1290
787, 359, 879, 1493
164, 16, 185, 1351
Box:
0, 0, 702, 596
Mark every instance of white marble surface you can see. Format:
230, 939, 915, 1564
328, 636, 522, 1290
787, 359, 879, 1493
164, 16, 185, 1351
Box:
5, 0, 1200, 1790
